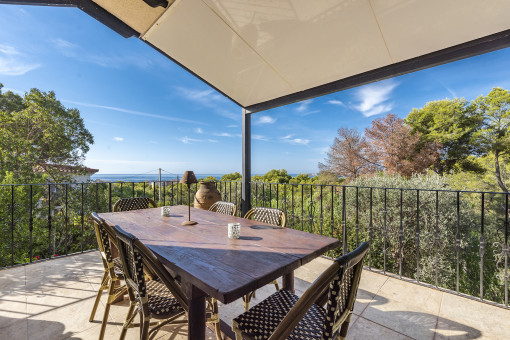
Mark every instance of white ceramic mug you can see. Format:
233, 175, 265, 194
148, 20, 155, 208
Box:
228, 223, 241, 239
161, 206, 171, 217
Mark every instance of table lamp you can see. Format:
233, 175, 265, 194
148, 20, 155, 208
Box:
180, 170, 198, 225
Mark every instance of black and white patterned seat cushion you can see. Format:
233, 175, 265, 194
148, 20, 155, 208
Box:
233, 289, 326, 340
146, 280, 184, 319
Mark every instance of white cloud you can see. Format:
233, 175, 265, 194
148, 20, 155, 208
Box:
296, 99, 312, 112
63, 100, 207, 125
353, 80, 398, 117
328, 100, 345, 106
289, 138, 310, 145
113, 137, 124, 142
0, 44, 40, 76
87, 159, 189, 166
175, 87, 239, 121
207, 139, 218, 143
255, 115, 276, 125
227, 124, 238, 128
180, 136, 203, 144
195, 127, 203, 134
252, 134, 269, 141
149, 140, 158, 144
281, 135, 310, 145
214, 132, 241, 138
50, 38, 163, 70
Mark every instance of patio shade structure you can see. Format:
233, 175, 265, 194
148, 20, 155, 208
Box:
2, 0, 510, 213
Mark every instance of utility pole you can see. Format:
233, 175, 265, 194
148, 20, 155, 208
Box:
158, 168, 162, 203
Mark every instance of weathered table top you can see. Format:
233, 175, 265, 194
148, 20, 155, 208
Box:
99, 205, 340, 304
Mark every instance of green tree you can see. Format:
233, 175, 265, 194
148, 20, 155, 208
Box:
406, 98, 482, 174
252, 169, 292, 183
472, 87, 510, 192
0, 85, 94, 183
220, 172, 242, 181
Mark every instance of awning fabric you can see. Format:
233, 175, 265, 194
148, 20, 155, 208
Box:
34, 0, 510, 111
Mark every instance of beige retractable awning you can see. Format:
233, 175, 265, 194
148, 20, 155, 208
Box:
90, 0, 510, 111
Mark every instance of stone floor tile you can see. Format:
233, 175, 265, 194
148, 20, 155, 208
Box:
377, 277, 443, 315
0, 317, 28, 339
27, 294, 104, 340
0, 291, 27, 328
0, 266, 26, 295
25, 258, 88, 290
361, 296, 438, 340
436, 293, 510, 339
346, 316, 413, 340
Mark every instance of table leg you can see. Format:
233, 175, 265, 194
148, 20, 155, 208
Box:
186, 284, 207, 340
282, 271, 295, 293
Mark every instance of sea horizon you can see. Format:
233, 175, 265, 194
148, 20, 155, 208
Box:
90, 173, 306, 182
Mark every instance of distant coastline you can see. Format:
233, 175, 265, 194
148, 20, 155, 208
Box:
90, 174, 224, 182
90, 173, 303, 182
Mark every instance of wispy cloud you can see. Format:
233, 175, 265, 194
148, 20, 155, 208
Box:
175, 87, 239, 121
207, 139, 218, 143
253, 134, 269, 141
214, 132, 241, 138
328, 100, 345, 106
296, 99, 312, 112
149, 140, 158, 145
255, 115, 276, 125
294, 99, 319, 116
62, 100, 207, 125
87, 159, 189, 166
227, 124, 238, 128
195, 127, 203, 134
352, 80, 398, 117
50, 38, 163, 70
0, 44, 40, 76
180, 136, 202, 144
113, 137, 124, 142
281, 135, 310, 145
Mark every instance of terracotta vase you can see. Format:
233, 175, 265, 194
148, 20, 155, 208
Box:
194, 182, 221, 210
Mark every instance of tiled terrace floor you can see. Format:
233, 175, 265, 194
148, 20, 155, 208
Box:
1, 252, 509, 339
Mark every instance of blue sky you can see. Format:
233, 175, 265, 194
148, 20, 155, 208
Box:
2, 5, 510, 175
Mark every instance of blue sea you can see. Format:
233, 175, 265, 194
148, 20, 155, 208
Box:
90, 174, 224, 182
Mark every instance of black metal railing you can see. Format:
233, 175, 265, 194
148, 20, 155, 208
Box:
0, 180, 508, 309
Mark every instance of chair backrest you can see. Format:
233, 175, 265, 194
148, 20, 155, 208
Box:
209, 201, 236, 216
113, 225, 188, 311
91, 212, 115, 267
268, 242, 369, 340
244, 207, 286, 228
113, 197, 157, 212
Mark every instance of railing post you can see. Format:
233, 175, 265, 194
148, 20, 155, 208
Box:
399, 189, 403, 279
456, 191, 461, 293
416, 190, 420, 283
11, 185, 14, 266
81, 183, 84, 253
342, 186, 347, 255
241, 108, 251, 216
29, 185, 33, 263
480, 192, 485, 300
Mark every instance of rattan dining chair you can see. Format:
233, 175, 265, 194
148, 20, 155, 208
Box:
242, 207, 286, 310
114, 225, 224, 340
233, 242, 369, 340
89, 212, 127, 340
209, 201, 237, 216
113, 197, 157, 212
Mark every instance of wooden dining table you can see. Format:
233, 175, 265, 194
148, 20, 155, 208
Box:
99, 205, 341, 339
